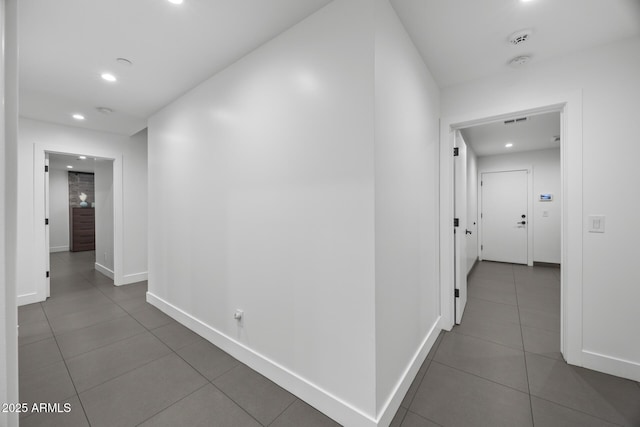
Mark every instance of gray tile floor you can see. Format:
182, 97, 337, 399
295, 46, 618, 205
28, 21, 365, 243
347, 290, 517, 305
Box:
18, 253, 640, 426
392, 261, 640, 427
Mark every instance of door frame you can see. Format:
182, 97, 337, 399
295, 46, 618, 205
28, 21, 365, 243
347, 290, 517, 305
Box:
439, 90, 583, 366
478, 167, 533, 267
33, 146, 122, 304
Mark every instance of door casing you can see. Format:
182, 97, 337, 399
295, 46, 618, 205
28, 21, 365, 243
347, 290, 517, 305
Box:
439, 90, 583, 367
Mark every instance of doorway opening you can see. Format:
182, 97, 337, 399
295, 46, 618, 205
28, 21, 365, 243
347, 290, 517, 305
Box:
45, 152, 115, 299
440, 92, 584, 365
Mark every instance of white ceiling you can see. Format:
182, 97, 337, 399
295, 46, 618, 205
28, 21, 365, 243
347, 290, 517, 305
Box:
460, 111, 560, 157
48, 152, 112, 173
18, 1, 640, 136
390, 0, 640, 88
18, 0, 333, 135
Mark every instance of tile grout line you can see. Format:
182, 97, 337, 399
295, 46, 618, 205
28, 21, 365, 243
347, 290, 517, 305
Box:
449, 328, 523, 352
266, 397, 298, 426
39, 300, 92, 427
429, 359, 530, 397
511, 264, 536, 427
57, 326, 150, 361
405, 409, 444, 427
402, 333, 443, 411
529, 394, 626, 427
125, 304, 267, 427
133, 382, 211, 426
205, 366, 270, 427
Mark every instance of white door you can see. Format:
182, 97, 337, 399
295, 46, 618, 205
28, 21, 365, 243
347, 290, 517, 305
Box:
481, 170, 528, 264
45, 155, 51, 298
454, 133, 467, 324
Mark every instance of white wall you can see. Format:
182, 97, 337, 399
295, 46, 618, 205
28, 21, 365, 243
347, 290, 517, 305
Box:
17, 118, 148, 305
123, 129, 147, 280
149, 0, 377, 423
94, 160, 114, 275
2, 0, 19, 424
479, 148, 561, 264
48, 168, 69, 252
465, 142, 478, 273
373, 0, 440, 419
442, 36, 640, 381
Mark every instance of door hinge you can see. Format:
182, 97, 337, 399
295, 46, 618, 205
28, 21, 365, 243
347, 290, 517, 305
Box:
454, 218, 459, 227
46, 271, 50, 278
45, 165, 49, 172
481, 181, 483, 186
481, 213, 483, 218
454, 289, 460, 298
481, 244, 484, 250
45, 218, 49, 225
453, 147, 459, 157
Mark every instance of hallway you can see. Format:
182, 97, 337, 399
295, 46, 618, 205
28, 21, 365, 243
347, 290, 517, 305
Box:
18, 255, 640, 426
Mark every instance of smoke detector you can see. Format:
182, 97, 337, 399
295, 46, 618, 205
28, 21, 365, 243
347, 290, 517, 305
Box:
509, 55, 531, 67
508, 29, 533, 46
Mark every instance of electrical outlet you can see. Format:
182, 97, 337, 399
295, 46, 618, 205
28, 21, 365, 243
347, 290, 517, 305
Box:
234, 309, 244, 322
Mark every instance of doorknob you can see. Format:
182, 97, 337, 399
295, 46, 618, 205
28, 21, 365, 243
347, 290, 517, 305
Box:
465, 229, 472, 235
517, 221, 526, 225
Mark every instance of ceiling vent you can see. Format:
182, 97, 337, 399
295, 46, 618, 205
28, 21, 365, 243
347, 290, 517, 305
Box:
508, 29, 533, 46
504, 117, 528, 125
509, 55, 531, 67
96, 107, 113, 115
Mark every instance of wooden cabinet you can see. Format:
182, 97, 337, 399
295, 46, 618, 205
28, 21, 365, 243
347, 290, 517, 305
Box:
70, 207, 95, 252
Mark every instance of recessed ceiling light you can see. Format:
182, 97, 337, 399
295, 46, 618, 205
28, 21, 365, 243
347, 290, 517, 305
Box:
520, 0, 535, 3
101, 73, 117, 82
167, 0, 183, 4
72, 114, 85, 120
505, 143, 514, 148
66, 165, 74, 169
78, 156, 87, 160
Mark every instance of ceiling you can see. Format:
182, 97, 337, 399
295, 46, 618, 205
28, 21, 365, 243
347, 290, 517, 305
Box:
48, 153, 112, 173
460, 111, 560, 157
18, 0, 333, 135
19, 1, 640, 136
390, 0, 640, 88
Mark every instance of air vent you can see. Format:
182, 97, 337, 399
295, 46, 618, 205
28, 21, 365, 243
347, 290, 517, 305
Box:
504, 117, 528, 125
508, 29, 533, 46
509, 55, 531, 67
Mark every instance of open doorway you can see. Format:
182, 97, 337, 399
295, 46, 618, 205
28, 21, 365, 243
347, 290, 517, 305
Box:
45, 152, 115, 299
453, 112, 562, 357
440, 93, 584, 365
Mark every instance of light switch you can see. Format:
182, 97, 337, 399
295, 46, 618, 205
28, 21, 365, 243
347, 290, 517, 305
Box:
588, 215, 605, 233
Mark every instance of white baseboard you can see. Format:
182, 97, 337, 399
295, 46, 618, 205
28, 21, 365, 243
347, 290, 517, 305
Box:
94, 262, 114, 280
147, 292, 381, 427
582, 350, 640, 382
49, 245, 69, 253
17, 292, 40, 307
120, 271, 148, 286
375, 320, 441, 427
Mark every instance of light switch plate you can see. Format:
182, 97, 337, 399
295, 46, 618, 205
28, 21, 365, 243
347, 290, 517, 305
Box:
588, 215, 605, 233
